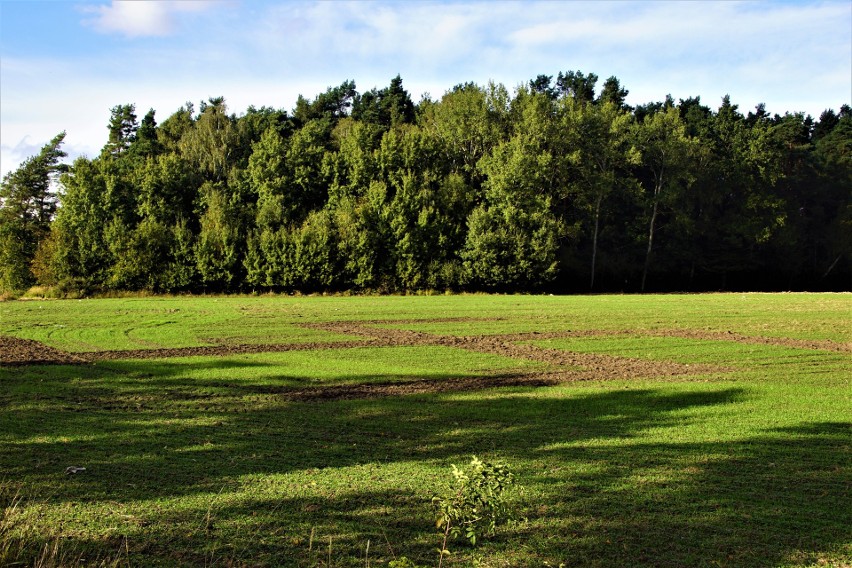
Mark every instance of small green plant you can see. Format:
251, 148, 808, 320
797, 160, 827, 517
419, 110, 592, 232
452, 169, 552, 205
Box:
432, 455, 516, 558
388, 557, 423, 568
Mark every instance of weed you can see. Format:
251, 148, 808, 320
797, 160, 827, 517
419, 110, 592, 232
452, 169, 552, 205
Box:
433, 456, 517, 555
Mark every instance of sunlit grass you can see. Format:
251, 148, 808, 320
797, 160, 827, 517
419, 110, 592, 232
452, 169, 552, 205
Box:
3, 293, 850, 351
1, 293, 849, 566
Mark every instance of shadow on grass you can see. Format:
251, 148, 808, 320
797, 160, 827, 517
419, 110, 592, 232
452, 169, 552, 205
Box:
516, 420, 851, 566
1, 359, 849, 567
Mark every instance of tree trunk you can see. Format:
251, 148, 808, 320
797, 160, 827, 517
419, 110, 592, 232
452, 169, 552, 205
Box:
641, 181, 662, 292
590, 194, 602, 290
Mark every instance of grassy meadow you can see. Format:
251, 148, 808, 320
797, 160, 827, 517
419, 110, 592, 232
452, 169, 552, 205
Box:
0, 293, 850, 567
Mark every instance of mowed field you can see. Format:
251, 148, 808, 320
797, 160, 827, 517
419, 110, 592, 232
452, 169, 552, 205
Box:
1, 293, 850, 567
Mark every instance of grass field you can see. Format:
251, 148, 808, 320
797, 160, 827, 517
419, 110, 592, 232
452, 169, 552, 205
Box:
1, 293, 850, 567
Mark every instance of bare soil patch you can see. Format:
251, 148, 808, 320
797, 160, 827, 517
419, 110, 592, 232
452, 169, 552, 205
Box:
11, 316, 839, 403
78, 339, 392, 362
0, 336, 88, 366
353, 318, 850, 352
276, 372, 563, 401
638, 328, 850, 352
303, 322, 725, 380
467, 329, 849, 352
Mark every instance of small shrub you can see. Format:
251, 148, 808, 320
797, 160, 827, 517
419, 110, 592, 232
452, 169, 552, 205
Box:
0, 291, 18, 301
432, 456, 516, 548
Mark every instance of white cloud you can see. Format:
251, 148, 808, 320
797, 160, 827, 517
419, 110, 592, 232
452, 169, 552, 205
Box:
2, 0, 849, 179
501, 1, 850, 113
234, 0, 850, 110
81, 1, 214, 38
1, 136, 42, 178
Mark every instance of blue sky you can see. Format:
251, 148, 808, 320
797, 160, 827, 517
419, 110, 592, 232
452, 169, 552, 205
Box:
1, 0, 850, 178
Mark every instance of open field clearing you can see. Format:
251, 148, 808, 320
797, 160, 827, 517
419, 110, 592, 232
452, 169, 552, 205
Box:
1, 293, 850, 566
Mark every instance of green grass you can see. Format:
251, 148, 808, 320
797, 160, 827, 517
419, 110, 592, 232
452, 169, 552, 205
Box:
3, 293, 849, 351
1, 293, 850, 567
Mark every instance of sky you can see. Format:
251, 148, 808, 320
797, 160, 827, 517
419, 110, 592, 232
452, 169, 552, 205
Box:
1, 0, 850, 178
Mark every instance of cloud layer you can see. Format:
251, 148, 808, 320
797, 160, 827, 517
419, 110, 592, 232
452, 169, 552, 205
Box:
81, 1, 214, 38
2, 0, 850, 178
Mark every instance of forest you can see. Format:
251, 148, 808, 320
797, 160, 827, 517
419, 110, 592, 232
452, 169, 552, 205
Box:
1, 72, 850, 294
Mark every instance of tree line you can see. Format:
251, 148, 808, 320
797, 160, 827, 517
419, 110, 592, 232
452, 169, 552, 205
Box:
1, 73, 850, 294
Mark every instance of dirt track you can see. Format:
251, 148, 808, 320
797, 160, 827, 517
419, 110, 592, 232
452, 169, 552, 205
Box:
3, 319, 846, 399
300, 322, 724, 379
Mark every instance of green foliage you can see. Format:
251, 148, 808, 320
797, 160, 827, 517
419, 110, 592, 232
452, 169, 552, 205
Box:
352, 74, 416, 128
326, 118, 383, 204
157, 103, 195, 153
179, 98, 236, 181
136, 153, 199, 225
104, 103, 138, 156
290, 209, 338, 290
9, 76, 848, 295
419, 82, 506, 183
556, 69, 598, 103
462, 198, 560, 289
158, 219, 197, 292
598, 76, 630, 109
46, 157, 113, 291
249, 127, 291, 230
631, 106, 698, 291
195, 183, 243, 291
561, 100, 638, 289
293, 80, 357, 124
0, 132, 66, 291
432, 456, 517, 547
388, 557, 423, 568
463, 95, 564, 289
285, 118, 332, 218
0, 221, 32, 292
130, 108, 161, 158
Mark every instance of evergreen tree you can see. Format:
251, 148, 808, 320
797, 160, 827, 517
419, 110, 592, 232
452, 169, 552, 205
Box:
105, 104, 138, 156
0, 132, 67, 290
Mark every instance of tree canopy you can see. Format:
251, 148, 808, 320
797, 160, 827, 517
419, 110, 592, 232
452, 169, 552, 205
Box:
2, 74, 849, 294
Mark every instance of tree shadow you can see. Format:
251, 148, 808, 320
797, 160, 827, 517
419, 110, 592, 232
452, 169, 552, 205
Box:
2, 358, 848, 566
516, 421, 851, 566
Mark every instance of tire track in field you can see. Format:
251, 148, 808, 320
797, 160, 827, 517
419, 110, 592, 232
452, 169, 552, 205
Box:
4, 314, 843, 379
355, 321, 850, 353
7, 315, 847, 402
300, 322, 725, 380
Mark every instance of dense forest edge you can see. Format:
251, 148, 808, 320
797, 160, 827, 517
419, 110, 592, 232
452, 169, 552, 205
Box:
1, 72, 850, 296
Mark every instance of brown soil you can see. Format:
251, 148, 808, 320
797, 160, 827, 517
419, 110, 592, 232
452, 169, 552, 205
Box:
4, 317, 844, 401
0, 336, 88, 366
301, 322, 725, 379
78, 340, 391, 362
637, 328, 850, 353
320, 318, 850, 352
276, 372, 564, 402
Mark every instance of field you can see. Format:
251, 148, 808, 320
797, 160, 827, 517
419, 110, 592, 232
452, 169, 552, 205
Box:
1, 293, 850, 567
